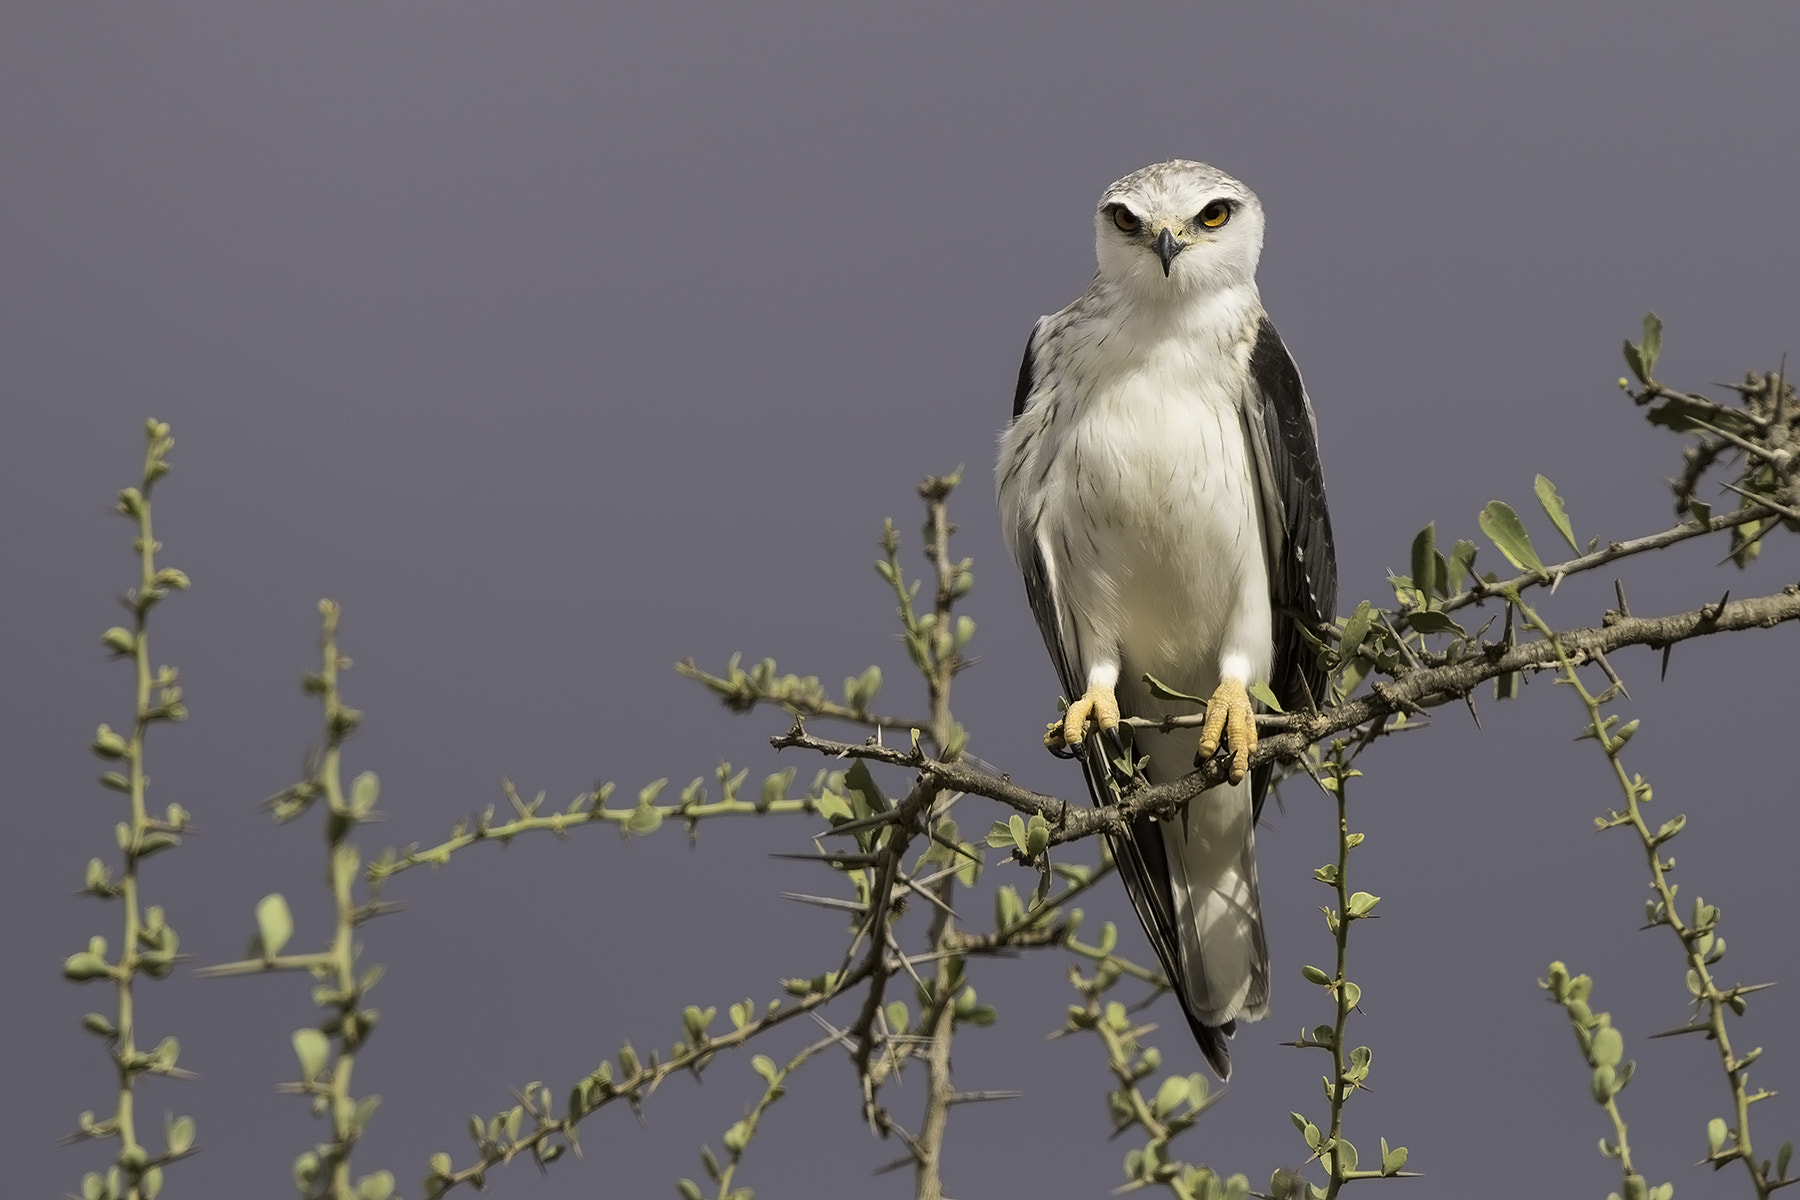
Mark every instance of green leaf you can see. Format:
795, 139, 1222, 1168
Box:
994, 884, 1023, 929
1446, 539, 1478, 591
63, 951, 112, 982
683, 1005, 716, 1042
1153, 1075, 1188, 1116
1644, 396, 1702, 431
1186, 1073, 1210, 1108
815, 790, 853, 824
751, 1054, 779, 1084
845, 664, 882, 710
843, 760, 887, 812
91, 724, 129, 760
1347, 891, 1380, 918
1381, 1140, 1408, 1176
256, 893, 294, 959
1409, 523, 1436, 607
760, 768, 793, 809
1534, 475, 1579, 553
1708, 1116, 1729, 1155
1339, 601, 1376, 662
1023, 813, 1050, 859
294, 1152, 322, 1192
1301, 965, 1332, 986
357, 1171, 396, 1200
1406, 610, 1467, 637
1688, 500, 1713, 527
293, 1028, 330, 1082
1640, 312, 1663, 378
1590, 1025, 1624, 1068
1777, 1139, 1792, 1179
166, 1114, 196, 1155
625, 801, 664, 835
678, 1181, 704, 1200
1247, 680, 1285, 713
1477, 501, 1545, 575
1142, 672, 1206, 704
351, 771, 380, 816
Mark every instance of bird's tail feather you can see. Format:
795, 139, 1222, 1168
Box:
1076, 725, 1261, 1080
1163, 800, 1269, 1028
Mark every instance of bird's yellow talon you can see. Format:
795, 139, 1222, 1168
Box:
1197, 678, 1256, 784
1062, 683, 1121, 746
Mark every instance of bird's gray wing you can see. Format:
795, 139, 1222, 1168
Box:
1009, 332, 1236, 1077
1242, 316, 1339, 820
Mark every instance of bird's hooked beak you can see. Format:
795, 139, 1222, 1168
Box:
1154, 226, 1183, 277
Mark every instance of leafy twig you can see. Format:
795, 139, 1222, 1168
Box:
1516, 592, 1793, 1198
1286, 744, 1411, 1196
66, 419, 197, 1200
368, 764, 834, 882
1540, 963, 1673, 1200
195, 602, 396, 1200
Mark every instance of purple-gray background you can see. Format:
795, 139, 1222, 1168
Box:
7, 4, 1798, 1197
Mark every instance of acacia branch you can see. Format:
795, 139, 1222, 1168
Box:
1424, 507, 1775, 623
773, 584, 1800, 844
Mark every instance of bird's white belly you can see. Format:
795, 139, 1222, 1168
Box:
1047, 370, 1270, 701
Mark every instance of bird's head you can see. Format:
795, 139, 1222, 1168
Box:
1092, 160, 1265, 299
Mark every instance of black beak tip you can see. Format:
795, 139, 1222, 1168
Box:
1154, 227, 1181, 277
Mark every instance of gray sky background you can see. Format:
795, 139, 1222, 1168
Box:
6, 4, 1798, 1198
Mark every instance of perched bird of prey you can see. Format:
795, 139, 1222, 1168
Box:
996, 160, 1336, 1079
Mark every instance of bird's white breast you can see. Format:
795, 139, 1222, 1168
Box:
1011, 293, 1274, 704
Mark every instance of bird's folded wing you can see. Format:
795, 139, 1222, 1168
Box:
1240, 316, 1339, 818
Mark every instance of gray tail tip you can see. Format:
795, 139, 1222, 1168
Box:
1191, 1015, 1238, 1081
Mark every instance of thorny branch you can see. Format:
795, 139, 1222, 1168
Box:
773, 585, 1800, 847
849, 472, 972, 1200
264, 335, 1799, 1199
1522, 593, 1794, 1198
66, 420, 198, 1200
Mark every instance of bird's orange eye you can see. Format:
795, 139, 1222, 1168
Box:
1198, 200, 1232, 229
1111, 205, 1141, 234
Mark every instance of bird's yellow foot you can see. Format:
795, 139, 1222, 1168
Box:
1197, 678, 1256, 784
1062, 683, 1121, 746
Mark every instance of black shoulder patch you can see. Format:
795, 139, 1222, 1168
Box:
1249, 317, 1304, 406
1010, 330, 1038, 421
